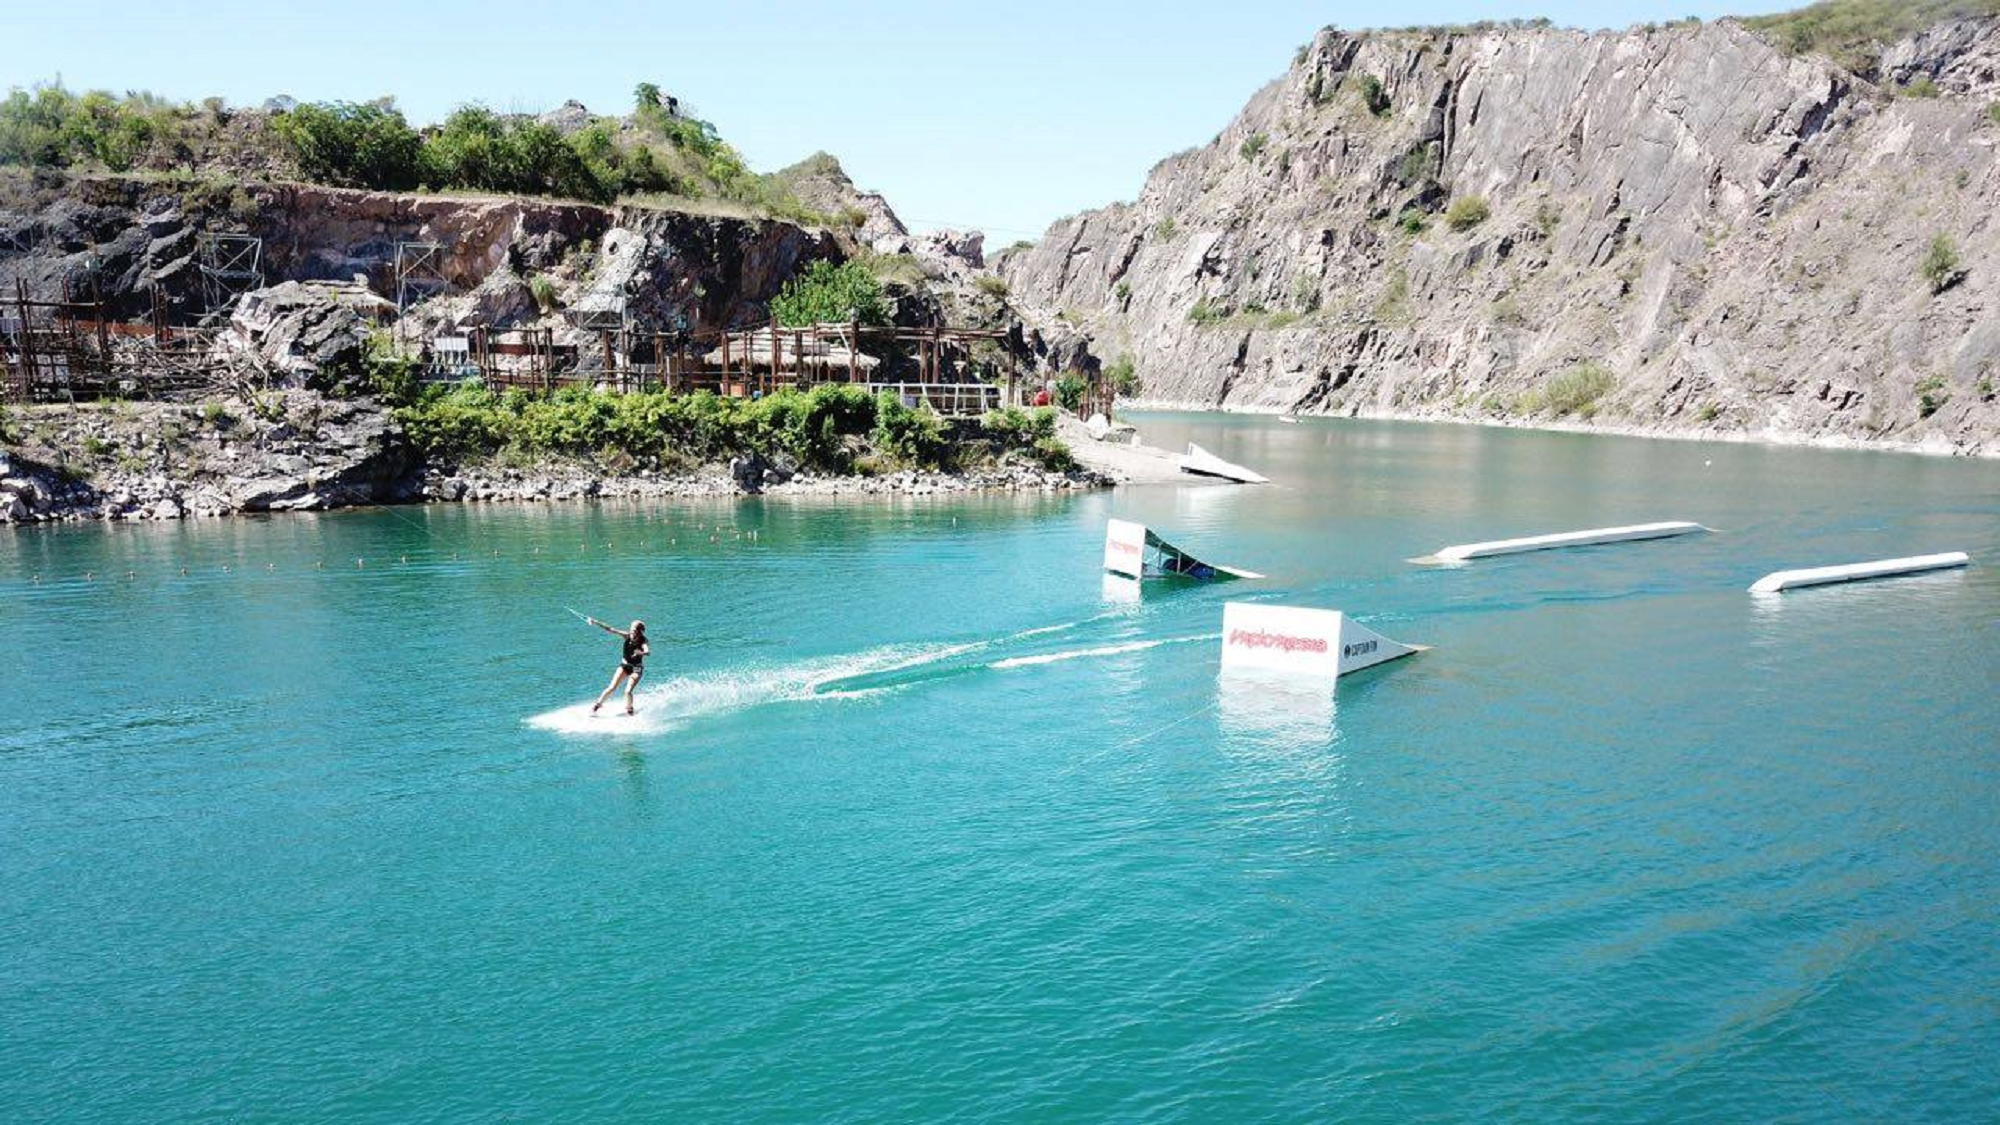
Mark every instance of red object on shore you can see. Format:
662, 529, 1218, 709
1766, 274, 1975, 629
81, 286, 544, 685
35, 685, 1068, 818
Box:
1031, 389, 1052, 407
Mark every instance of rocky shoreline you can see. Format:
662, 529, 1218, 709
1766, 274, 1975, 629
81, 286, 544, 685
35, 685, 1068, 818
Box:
0, 394, 1105, 526
1119, 398, 2000, 460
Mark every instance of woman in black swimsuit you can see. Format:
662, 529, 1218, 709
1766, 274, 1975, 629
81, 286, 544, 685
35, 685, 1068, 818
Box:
587, 618, 649, 716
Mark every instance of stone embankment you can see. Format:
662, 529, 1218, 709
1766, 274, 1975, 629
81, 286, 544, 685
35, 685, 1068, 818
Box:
0, 395, 1103, 525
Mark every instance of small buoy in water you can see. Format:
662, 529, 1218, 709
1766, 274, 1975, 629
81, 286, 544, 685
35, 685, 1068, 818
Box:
179, 566, 187, 576
126, 571, 135, 580
400, 555, 408, 564
356, 558, 364, 568
315, 561, 324, 569
267, 563, 275, 571
1704, 460, 1712, 467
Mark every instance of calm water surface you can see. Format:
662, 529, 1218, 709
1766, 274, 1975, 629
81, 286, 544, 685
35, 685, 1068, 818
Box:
3, 414, 1997, 1123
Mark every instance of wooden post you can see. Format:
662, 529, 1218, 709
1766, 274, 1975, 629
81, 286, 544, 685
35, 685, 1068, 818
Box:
848, 319, 860, 383
769, 316, 781, 397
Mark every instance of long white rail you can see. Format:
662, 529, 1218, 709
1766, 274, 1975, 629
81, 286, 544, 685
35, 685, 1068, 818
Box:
1749, 552, 1969, 594
1416, 521, 1708, 564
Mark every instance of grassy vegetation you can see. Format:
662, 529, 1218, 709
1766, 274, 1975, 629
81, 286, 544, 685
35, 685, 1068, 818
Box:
0, 81, 840, 223
851, 250, 928, 287
1153, 216, 1178, 241
1394, 144, 1435, 187
1517, 362, 1616, 417
1239, 133, 1269, 161
1397, 207, 1429, 236
1114, 280, 1133, 303
1990, 102, 2000, 123
973, 274, 1009, 298
1742, 1, 2000, 73
769, 259, 889, 327
390, 381, 1073, 474
1374, 269, 1411, 323
1921, 233, 1963, 293
1444, 195, 1491, 231
1105, 357, 1142, 397
1187, 296, 1228, 326
1914, 374, 1950, 417
527, 274, 558, 313
1353, 73, 1392, 117
1054, 373, 1089, 412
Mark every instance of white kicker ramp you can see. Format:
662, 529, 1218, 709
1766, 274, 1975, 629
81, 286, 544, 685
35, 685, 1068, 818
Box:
1220, 602, 1425, 680
1105, 518, 1263, 581
1749, 551, 1969, 594
1179, 443, 1270, 484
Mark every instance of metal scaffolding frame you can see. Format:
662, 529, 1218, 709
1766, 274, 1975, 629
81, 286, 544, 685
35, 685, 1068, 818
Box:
197, 234, 263, 314
394, 242, 449, 315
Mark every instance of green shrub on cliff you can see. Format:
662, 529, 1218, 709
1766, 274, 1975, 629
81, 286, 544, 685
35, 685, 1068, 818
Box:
420, 108, 594, 200
1105, 358, 1141, 397
1518, 362, 1615, 417
1445, 195, 1491, 231
1915, 374, 1950, 417
1054, 373, 1088, 411
1922, 234, 1963, 293
0, 85, 184, 172
271, 100, 422, 190
770, 260, 889, 327
1353, 73, 1391, 117
1239, 133, 1269, 160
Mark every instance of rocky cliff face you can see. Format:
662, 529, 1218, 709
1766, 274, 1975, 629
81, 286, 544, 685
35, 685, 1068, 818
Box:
1000, 17, 2000, 455
0, 173, 839, 334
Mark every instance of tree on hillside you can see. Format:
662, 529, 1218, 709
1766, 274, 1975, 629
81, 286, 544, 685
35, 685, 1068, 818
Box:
771, 260, 889, 327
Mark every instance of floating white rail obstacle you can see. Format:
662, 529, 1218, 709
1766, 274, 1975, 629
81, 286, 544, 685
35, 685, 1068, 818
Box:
1749, 552, 1970, 594
1220, 602, 1426, 680
1104, 519, 1263, 580
1413, 521, 1708, 564
1179, 443, 1269, 484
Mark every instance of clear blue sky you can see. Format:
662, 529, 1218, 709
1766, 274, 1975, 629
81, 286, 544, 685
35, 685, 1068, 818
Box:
12, 1, 1796, 239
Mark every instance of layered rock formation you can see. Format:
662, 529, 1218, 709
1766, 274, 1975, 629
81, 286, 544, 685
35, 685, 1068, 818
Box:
1000, 16, 2000, 455
0, 174, 839, 337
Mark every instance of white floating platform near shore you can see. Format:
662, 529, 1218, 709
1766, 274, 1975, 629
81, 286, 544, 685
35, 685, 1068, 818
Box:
1220, 602, 1426, 681
1749, 552, 1970, 594
1180, 443, 1269, 484
1413, 521, 1708, 564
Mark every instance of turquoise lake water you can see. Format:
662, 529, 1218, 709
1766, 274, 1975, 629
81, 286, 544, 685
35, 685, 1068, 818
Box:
4, 414, 1997, 1123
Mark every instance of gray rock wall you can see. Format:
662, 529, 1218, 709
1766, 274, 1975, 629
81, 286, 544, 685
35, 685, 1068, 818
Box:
1000, 18, 2000, 455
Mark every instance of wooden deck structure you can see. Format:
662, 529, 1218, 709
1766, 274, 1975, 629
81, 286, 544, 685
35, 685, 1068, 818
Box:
422, 319, 1041, 418
2, 281, 221, 403
3, 290, 1110, 423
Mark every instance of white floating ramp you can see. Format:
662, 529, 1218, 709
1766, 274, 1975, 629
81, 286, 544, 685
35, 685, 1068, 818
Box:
1220, 602, 1427, 681
1104, 518, 1263, 581
1414, 521, 1708, 564
1749, 552, 1969, 594
1179, 443, 1269, 484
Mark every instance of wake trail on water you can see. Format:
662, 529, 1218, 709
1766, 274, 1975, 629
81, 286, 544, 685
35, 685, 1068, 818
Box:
527, 615, 1209, 737
529, 617, 1110, 737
